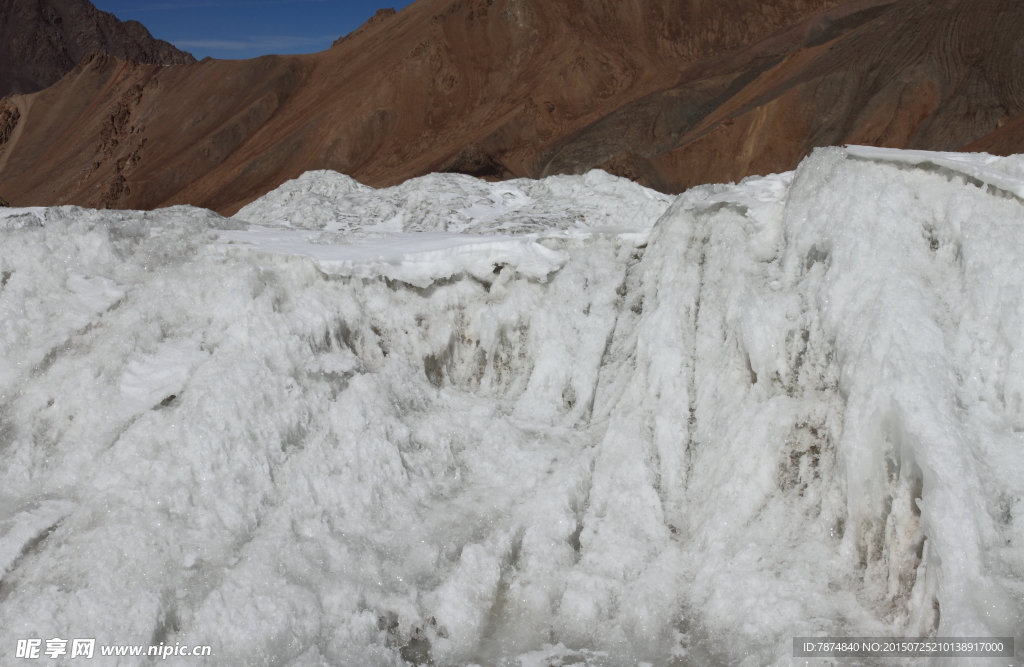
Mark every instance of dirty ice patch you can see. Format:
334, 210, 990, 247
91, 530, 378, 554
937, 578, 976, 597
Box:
689, 171, 794, 262
0, 207, 46, 231
513, 643, 612, 667
118, 339, 208, 415
846, 144, 1024, 200
0, 500, 76, 582
215, 227, 568, 287
65, 271, 125, 314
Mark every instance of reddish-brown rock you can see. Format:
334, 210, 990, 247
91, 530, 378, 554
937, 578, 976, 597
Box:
621, 0, 1024, 191
963, 111, 1024, 157
1, 0, 1022, 213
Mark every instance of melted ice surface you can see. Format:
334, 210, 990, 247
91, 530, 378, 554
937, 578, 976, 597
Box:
0, 154, 1022, 666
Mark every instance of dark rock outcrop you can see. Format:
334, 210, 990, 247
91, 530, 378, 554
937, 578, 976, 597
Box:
0, 0, 195, 98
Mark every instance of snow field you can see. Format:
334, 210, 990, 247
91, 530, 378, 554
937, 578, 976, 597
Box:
0, 154, 1021, 666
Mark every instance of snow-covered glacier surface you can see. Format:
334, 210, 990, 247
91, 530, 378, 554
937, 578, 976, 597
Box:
1, 154, 1023, 666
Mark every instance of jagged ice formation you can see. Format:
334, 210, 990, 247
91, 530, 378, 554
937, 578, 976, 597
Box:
0, 149, 1022, 666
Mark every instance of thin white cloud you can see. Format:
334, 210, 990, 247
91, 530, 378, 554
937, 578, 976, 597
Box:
173, 34, 338, 50
107, 0, 333, 11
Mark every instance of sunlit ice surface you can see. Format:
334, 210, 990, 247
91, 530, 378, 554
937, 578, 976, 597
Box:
1, 150, 1023, 666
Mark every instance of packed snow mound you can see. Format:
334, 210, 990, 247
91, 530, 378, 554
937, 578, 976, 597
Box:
232, 168, 673, 234
224, 169, 661, 287
1, 148, 1024, 666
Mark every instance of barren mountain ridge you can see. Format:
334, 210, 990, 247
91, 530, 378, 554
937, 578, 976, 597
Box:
1, 0, 1022, 212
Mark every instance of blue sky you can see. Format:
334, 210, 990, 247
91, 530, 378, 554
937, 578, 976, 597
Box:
91, 0, 415, 60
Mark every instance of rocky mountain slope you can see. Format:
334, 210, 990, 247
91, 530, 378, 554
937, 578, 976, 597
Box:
0, 0, 195, 99
0, 0, 1022, 212
546, 0, 1024, 192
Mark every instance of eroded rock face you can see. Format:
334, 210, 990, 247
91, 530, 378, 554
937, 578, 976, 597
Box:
1, 0, 1023, 212
0, 0, 195, 98
0, 99, 20, 144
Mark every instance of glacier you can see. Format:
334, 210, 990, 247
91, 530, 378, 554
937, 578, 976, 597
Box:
0, 149, 1022, 666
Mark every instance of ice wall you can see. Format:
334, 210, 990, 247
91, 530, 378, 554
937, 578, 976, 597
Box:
0, 154, 1021, 666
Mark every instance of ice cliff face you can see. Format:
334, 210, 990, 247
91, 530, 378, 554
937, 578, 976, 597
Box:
0, 152, 1022, 666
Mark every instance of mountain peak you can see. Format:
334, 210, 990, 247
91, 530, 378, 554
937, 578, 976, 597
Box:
0, 0, 195, 98
333, 7, 398, 47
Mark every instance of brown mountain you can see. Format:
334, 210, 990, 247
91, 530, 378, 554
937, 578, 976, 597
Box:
1, 0, 1022, 214
0, 0, 195, 98
544, 0, 1024, 191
